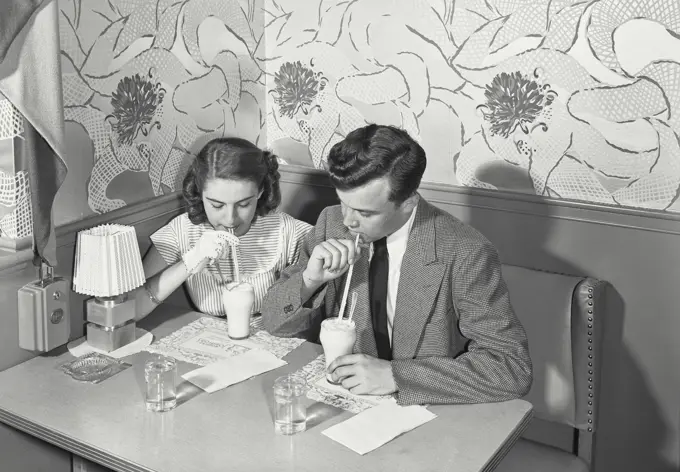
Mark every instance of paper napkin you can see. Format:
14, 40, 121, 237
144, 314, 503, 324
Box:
182, 349, 286, 393
322, 402, 437, 455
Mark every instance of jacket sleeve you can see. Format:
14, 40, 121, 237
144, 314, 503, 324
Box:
262, 209, 330, 339
391, 242, 533, 405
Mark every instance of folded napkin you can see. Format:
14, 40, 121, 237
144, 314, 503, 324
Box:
322, 402, 437, 455
182, 349, 286, 393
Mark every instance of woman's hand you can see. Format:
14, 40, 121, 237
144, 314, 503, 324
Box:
182, 230, 239, 275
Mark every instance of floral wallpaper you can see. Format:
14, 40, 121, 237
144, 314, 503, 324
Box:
262, 0, 680, 211
56, 0, 680, 224
57, 0, 264, 223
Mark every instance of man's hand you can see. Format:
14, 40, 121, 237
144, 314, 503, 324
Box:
327, 354, 397, 395
302, 239, 361, 290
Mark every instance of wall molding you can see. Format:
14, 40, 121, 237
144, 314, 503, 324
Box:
279, 165, 680, 237
0, 236, 31, 252
0, 193, 185, 273
55, 193, 185, 248
4, 164, 678, 273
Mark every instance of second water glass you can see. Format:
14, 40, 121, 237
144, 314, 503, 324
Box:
145, 355, 177, 412
273, 374, 308, 435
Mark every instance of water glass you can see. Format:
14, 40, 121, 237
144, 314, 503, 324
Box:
273, 374, 308, 435
145, 355, 177, 412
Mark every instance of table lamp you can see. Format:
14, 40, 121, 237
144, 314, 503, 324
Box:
72, 224, 146, 352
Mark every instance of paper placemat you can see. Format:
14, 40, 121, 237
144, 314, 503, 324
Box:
291, 354, 395, 413
144, 316, 305, 366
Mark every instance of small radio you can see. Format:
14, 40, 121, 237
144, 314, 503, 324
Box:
17, 263, 70, 352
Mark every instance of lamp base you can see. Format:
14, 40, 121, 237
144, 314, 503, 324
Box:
86, 295, 136, 326
86, 319, 137, 352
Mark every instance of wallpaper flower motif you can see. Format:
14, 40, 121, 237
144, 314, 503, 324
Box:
271, 61, 327, 119
479, 71, 557, 139
107, 71, 165, 146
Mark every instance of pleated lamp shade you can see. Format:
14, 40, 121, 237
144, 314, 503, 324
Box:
72, 224, 145, 297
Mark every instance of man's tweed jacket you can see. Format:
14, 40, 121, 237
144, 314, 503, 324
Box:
262, 198, 532, 405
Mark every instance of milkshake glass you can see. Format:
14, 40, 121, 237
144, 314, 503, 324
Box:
223, 282, 254, 339
319, 318, 356, 385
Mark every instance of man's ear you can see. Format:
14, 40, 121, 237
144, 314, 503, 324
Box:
399, 193, 419, 213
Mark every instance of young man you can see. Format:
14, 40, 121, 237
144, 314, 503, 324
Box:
262, 124, 532, 405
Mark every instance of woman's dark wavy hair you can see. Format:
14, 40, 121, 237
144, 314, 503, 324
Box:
183, 137, 281, 225
326, 124, 426, 204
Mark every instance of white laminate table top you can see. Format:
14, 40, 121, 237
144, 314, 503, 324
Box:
0, 304, 532, 472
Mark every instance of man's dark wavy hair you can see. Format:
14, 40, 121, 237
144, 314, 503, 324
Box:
326, 124, 426, 204
182, 137, 281, 225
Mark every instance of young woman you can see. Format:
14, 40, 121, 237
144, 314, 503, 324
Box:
136, 137, 312, 319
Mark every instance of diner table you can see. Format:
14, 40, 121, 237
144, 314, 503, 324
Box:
0, 304, 533, 472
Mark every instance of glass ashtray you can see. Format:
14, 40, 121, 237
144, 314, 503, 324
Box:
60, 352, 131, 384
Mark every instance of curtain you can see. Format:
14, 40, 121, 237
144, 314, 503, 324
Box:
0, 0, 44, 62
0, 0, 68, 267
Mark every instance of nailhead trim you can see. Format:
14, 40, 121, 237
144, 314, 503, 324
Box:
585, 282, 596, 435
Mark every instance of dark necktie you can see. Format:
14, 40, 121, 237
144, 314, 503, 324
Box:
369, 237, 391, 360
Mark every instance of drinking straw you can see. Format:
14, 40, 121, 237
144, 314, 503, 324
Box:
228, 228, 240, 284
216, 263, 227, 285
337, 234, 361, 319
347, 291, 358, 322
